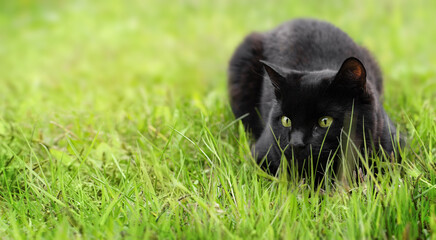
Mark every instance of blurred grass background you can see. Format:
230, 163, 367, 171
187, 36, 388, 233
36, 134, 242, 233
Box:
1, 0, 435, 121
0, 0, 435, 239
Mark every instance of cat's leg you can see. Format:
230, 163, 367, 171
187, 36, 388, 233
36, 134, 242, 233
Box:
379, 112, 403, 162
253, 126, 282, 175
228, 32, 265, 139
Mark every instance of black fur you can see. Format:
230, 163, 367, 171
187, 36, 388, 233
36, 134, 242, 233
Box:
228, 32, 265, 139
228, 19, 401, 179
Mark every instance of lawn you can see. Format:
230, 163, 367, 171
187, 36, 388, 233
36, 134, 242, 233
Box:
0, 0, 435, 239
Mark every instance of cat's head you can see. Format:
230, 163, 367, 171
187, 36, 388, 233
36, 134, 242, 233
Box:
256, 57, 376, 177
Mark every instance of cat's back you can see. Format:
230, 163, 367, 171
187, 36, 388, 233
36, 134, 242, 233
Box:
263, 19, 382, 87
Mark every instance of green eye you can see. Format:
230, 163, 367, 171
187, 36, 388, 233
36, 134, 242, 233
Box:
318, 116, 333, 128
281, 116, 292, 128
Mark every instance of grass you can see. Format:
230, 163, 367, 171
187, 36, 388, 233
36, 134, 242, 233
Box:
0, 0, 435, 239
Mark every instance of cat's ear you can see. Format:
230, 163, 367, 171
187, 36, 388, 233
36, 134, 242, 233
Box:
332, 57, 367, 94
260, 60, 285, 99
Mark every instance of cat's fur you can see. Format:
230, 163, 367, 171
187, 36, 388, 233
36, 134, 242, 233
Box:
228, 19, 401, 178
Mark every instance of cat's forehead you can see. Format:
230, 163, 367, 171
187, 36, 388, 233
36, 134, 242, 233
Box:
292, 69, 336, 87
281, 69, 336, 99
280, 87, 343, 119
281, 70, 340, 111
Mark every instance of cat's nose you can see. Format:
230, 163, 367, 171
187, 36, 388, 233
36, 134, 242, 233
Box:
289, 130, 305, 150
291, 142, 305, 150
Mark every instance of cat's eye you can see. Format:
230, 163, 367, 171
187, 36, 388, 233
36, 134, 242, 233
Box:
318, 116, 333, 128
281, 116, 292, 128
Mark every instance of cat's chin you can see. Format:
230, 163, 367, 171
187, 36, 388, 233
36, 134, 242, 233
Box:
262, 151, 332, 177
285, 150, 332, 170
284, 149, 312, 163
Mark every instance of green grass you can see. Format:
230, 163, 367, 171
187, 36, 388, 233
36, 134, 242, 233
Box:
0, 0, 435, 239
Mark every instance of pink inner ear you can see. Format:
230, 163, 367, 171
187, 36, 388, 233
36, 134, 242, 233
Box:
352, 65, 362, 78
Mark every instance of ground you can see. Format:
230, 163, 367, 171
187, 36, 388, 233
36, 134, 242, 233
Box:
0, 0, 435, 239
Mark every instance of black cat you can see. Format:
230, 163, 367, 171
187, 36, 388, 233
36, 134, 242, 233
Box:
228, 19, 401, 179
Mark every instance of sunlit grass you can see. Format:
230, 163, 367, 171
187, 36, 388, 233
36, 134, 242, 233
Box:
0, 0, 435, 239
